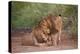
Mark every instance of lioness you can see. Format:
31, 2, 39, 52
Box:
31, 18, 51, 46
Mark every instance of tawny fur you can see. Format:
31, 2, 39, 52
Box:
31, 14, 62, 46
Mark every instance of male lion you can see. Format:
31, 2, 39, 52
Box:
46, 14, 62, 46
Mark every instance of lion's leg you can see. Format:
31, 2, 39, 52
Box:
58, 30, 62, 46
32, 36, 45, 46
46, 36, 52, 46
54, 34, 58, 46
32, 35, 39, 46
31, 33, 40, 46
32, 33, 48, 47
50, 34, 55, 46
50, 33, 59, 46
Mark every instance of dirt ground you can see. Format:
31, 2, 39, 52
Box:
11, 30, 78, 53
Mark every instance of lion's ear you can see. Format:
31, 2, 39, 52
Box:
59, 14, 61, 16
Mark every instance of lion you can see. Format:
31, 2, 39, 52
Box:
38, 14, 62, 46
46, 14, 62, 46
31, 18, 51, 46
31, 14, 62, 46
